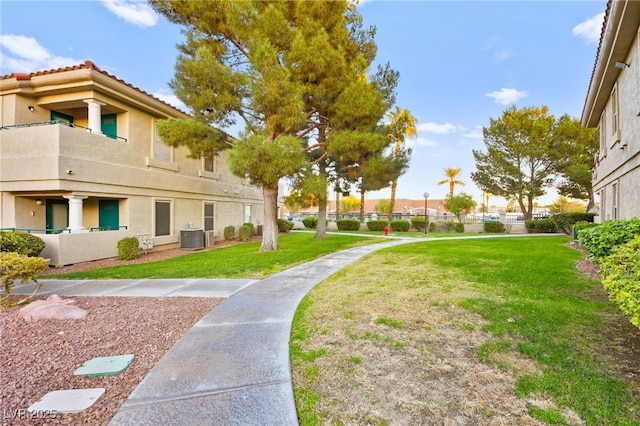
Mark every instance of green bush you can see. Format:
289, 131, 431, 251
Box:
0, 231, 45, 257
224, 226, 235, 241
366, 220, 388, 232
430, 221, 465, 233
243, 222, 254, 235
553, 212, 596, 234
484, 221, 506, 233
577, 218, 640, 264
238, 225, 252, 242
336, 219, 361, 231
117, 236, 140, 260
600, 236, 640, 330
410, 217, 426, 231
277, 219, 294, 232
302, 216, 318, 229
1, 252, 50, 306
525, 218, 558, 233
389, 220, 410, 232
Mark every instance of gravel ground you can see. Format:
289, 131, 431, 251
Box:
2, 244, 239, 425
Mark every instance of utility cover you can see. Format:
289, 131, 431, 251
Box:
28, 388, 105, 413
74, 354, 135, 377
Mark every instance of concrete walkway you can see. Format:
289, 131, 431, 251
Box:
13, 233, 561, 425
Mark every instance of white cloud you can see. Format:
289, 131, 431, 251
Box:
0, 35, 80, 74
153, 88, 187, 112
411, 136, 438, 148
494, 48, 513, 61
572, 12, 605, 45
100, 0, 158, 28
417, 122, 458, 134
485, 88, 528, 105
462, 128, 483, 139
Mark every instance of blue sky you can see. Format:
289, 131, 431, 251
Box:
1, 0, 606, 207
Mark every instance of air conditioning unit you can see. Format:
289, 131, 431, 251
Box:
204, 230, 215, 248
180, 228, 204, 250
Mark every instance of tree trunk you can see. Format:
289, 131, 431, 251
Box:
260, 183, 280, 252
315, 197, 327, 239
586, 190, 595, 212
360, 190, 366, 223
389, 178, 398, 220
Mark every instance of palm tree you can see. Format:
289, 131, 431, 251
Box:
386, 107, 417, 216
437, 167, 465, 197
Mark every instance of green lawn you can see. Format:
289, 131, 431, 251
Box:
48, 232, 379, 280
290, 236, 640, 425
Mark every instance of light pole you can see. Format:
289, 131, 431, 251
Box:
423, 192, 429, 236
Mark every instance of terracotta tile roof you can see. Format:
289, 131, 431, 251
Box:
1, 60, 186, 114
582, 0, 612, 116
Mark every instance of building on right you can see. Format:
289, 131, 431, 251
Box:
581, 0, 640, 223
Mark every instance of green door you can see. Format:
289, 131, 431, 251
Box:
99, 200, 119, 230
101, 114, 117, 139
46, 199, 68, 233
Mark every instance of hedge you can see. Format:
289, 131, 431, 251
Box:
577, 218, 640, 264
277, 219, 294, 232
302, 216, 318, 229
553, 212, 596, 234
389, 220, 410, 232
525, 218, 558, 233
600, 236, 640, 330
366, 220, 388, 232
224, 226, 235, 241
431, 221, 464, 233
484, 221, 505, 233
238, 225, 252, 242
410, 217, 427, 231
117, 236, 140, 260
0, 231, 45, 257
336, 219, 361, 231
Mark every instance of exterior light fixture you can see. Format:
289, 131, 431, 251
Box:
28, 106, 35, 111
36, 199, 43, 205
615, 61, 630, 69
423, 192, 429, 236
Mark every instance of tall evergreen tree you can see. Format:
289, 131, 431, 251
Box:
150, 1, 388, 250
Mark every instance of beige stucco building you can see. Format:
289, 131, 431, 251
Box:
0, 61, 264, 266
582, 0, 640, 222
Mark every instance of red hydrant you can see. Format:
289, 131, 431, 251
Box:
384, 225, 390, 236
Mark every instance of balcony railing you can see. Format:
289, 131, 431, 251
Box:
0, 120, 127, 142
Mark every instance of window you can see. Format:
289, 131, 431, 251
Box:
155, 200, 172, 236
203, 155, 215, 172
204, 202, 214, 231
599, 112, 607, 156
51, 110, 74, 124
612, 182, 618, 220
153, 121, 172, 162
611, 87, 618, 134
244, 205, 252, 224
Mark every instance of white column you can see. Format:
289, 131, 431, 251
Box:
64, 195, 88, 232
83, 99, 106, 134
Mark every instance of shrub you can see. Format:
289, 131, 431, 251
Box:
410, 217, 426, 231
243, 222, 254, 235
336, 219, 361, 231
117, 236, 139, 260
0, 231, 45, 257
553, 212, 596, 234
366, 220, 388, 232
600, 236, 640, 330
1, 252, 50, 306
238, 225, 252, 242
277, 219, 294, 232
525, 218, 558, 233
224, 226, 235, 241
390, 220, 410, 232
577, 218, 640, 263
302, 216, 318, 229
484, 221, 505, 233
430, 221, 465, 233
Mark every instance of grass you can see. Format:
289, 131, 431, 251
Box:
290, 236, 640, 425
48, 232, 378, 280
